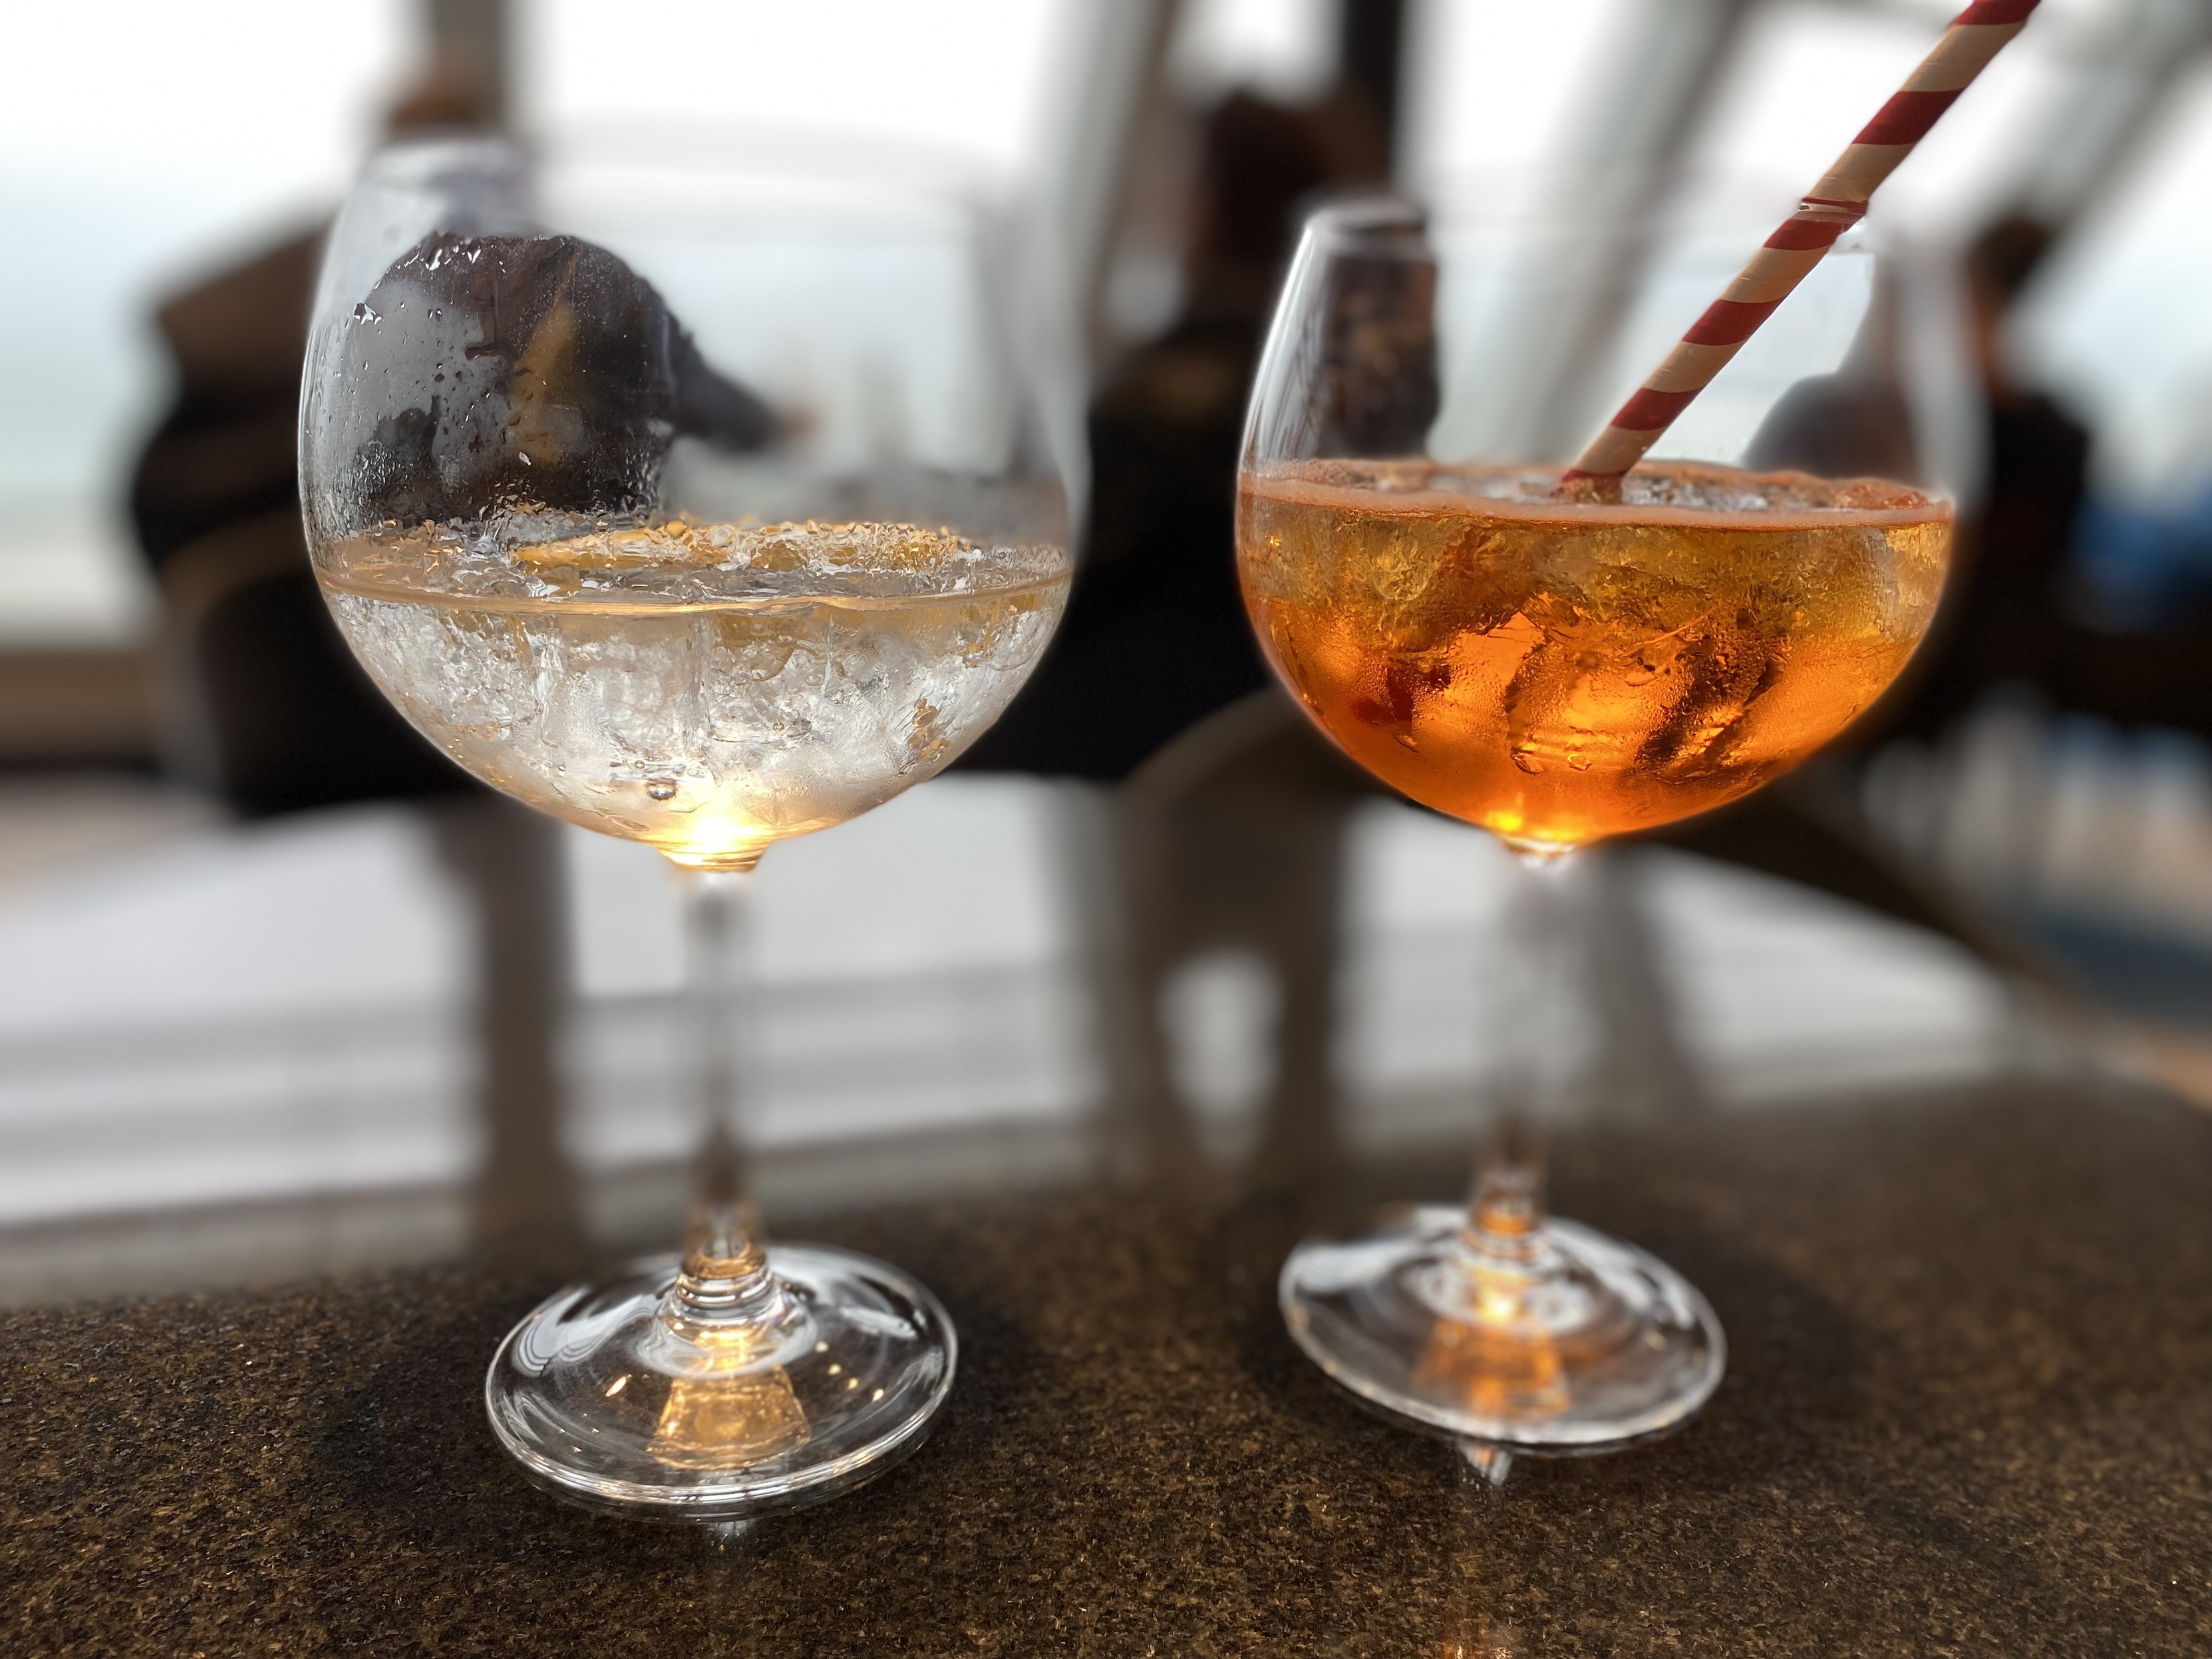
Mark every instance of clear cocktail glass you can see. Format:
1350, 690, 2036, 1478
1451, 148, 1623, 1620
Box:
1238, 184, 1966, 1455
300, 136, 1080, 1519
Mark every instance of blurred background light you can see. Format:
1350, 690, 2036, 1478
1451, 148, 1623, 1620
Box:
15, 0, 2212, 650
0, 0, 412, 649
516, 0, 1071, 179
1172, 0, 1343, 106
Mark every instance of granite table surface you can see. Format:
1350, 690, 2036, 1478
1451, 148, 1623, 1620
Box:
7, 1076, 2211, 1658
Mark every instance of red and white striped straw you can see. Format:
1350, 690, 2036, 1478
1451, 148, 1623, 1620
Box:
1561, 0, 2040, 488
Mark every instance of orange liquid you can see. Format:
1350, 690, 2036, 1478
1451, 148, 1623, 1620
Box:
1237, 460, 1951, 851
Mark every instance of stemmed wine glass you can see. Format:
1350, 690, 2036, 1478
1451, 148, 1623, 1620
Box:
1238, 183, 1966, 1453
301, 135, 1080, 1519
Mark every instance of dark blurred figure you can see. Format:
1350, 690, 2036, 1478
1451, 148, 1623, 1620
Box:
1865, 214, 2212, 743
131, 229, 470, 816
1880, 216, 2093, 742
126, 70, 505, 816
960, 87, 1390, 778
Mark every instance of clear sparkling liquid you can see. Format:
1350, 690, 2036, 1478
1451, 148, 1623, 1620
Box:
319, 520, 1070, 867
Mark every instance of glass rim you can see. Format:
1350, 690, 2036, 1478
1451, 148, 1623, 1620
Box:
1297, 168, 1911, 258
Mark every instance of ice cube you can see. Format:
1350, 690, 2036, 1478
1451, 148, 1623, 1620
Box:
332, 233, 773, 528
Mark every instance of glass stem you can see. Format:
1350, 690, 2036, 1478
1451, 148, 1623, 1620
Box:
1462, 847, 1595, 1264
665, 867, 785, 1337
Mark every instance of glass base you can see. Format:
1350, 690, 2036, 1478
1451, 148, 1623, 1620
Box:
485, 1243, 955, 1521
1281, 1205, 1723, 1453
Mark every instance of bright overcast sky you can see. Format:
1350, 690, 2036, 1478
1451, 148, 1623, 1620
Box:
1, 0, 2208, 645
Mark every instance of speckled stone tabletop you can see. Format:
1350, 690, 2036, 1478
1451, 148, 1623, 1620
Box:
7, 1078, 2211, 1656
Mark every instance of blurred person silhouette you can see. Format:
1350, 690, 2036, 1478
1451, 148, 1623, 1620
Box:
1866, 214, 2212, 743
1877, 214, 2092, 742
128, 67, 498, 816
958, 83, 1390, 778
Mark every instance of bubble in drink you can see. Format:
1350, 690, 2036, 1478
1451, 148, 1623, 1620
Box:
319, 517, 1070, 869
1237, 459, 1951, 851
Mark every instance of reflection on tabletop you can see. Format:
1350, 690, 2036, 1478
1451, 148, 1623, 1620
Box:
0, 739, 2055, 1308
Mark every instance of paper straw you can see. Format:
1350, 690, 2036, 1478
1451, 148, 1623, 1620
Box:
1562, 0, 2040, 488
